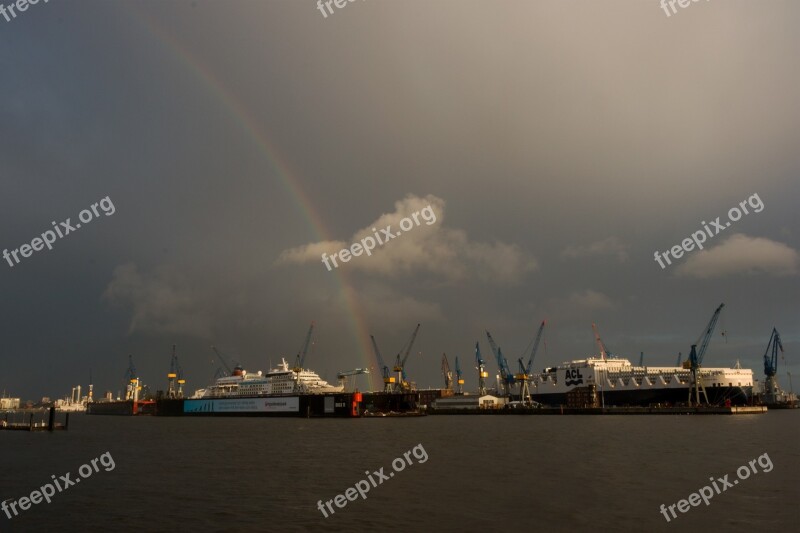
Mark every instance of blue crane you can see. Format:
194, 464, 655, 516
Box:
687, 303, 725, 405
455, 356, 464, 394
515, 320, 546, 405
763, 328, 783, 378
475, 342, 488, 396
485, 331, 515, 397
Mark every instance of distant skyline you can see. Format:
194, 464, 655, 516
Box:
2, 1, 799, 400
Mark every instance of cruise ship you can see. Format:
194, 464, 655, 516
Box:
528, 356, 754, 406
191, 358, 344, 399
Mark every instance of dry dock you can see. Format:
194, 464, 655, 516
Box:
429, 405, 768, 415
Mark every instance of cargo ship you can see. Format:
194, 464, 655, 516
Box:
528, 357, 754, 406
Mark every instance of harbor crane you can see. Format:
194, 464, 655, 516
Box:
442, 353, 453, 391
486, 331, 515, 397
676, 352, 682, 366
686, 303, 725, 406
475, 342, 488, 396
210, 345, 240, 378
762, 328, 792, 404
455, 356, 464, 395
515, 320, 546, 405
337, 368, 370, 392
392, 323, 421, 392
638, 352, 644, 367
370, 335, 396, 392
592, 323, 613, 360
124, 355, 140, 401
292, 321, 316, 392
166, 344, 186, 399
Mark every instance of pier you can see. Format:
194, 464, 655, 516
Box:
0, 407, 70, 431
428, 405, 768, 415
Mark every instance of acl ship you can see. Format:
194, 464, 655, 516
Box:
528, 357, 754, 407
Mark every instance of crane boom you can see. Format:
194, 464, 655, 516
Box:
695, 303, 725, 365
524, 320, 546, 373
398, 323, 421, 368
763, 327, 783, 377
371, 335, 396, 392
211, 345, 234, 375
592, 323, 611, 360
294, 321, 315, 371
442, 353, 453, 390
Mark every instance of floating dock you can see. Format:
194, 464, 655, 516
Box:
428, 405, 768, 415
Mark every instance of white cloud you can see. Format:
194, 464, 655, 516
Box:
675, 234, 800, 279
561, 237, 629, 262
277, 194, 537, 284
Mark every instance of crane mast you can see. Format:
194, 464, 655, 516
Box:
455, 356, 464, 395
687, 303, 725, 406
475, 342, 488, 396
441, 353, 453, 391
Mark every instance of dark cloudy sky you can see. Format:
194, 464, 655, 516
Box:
2, 1, 799, 400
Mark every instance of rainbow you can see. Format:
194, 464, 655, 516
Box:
126, 6, 380, 389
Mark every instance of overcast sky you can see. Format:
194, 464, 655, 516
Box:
2, 1, 799, 400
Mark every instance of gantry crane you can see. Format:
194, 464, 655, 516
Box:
686, 303, 725, 406
370, 335, 396, 393
392, 324, 421, 392
442, 353, 453, 391
485, 331, 515, 397
475, 342, 488, 396
455, 356, 464, 395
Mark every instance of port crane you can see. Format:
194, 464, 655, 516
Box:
676, 352, 682, 366
210, 345, 241, 379
638, 352, 644, 367
486, 331, 515, 397
292, 321, 316, 392
686, 303, 725, 406
370, 335, 396, 392
455, 356, 464, 395
515, 320, 546, 406
167, 344, 186, 399
475, 342, 488, 396
441, 353, 453, 391
392, 323, 421, 392
762, 328, 792, 404
337, 368, 370, 392
592, 323, 613, 360
124, 355, 140, 401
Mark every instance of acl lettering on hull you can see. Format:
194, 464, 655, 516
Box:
184, 397, 300, 413
564, 368, 584, 387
